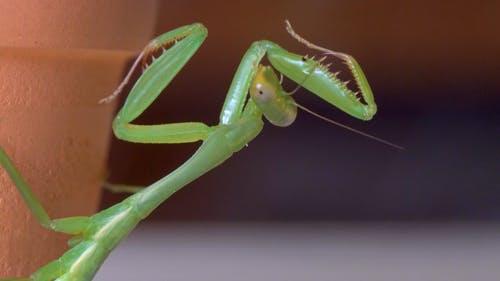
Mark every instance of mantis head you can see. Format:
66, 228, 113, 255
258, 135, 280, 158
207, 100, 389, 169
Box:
249, 65, 297, 127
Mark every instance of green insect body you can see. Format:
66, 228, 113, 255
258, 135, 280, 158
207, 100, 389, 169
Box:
0, 22, 376, 281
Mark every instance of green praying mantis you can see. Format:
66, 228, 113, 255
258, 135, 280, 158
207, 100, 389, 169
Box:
0, 21, 398, 280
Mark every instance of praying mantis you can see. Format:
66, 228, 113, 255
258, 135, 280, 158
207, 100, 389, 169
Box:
0, 21, 388, 280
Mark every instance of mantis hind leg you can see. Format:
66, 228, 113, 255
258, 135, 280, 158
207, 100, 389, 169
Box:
0, 147, 90, 235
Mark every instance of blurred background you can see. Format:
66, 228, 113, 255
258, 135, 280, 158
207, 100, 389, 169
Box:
97, 1, 498, 280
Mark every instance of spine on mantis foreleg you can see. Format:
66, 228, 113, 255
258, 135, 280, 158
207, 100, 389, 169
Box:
264, 42, 376, 121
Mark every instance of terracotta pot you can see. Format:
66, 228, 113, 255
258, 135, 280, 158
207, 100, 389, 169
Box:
0, 1, 158, 277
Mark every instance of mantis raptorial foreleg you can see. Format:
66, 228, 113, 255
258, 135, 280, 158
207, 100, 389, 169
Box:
1, 22, 379, 280
112, 24, 212, 144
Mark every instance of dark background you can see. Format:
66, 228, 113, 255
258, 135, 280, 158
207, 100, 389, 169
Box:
101, 0, 499, 221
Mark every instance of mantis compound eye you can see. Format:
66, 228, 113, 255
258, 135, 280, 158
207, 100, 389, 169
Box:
251, 82, 275, 102
250, 66, 297, 127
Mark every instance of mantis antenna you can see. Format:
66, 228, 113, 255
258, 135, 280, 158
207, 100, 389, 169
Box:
294, 102, 405, 150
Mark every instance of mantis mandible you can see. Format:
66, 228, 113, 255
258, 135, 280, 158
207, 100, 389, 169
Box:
0, 21, 382, 280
